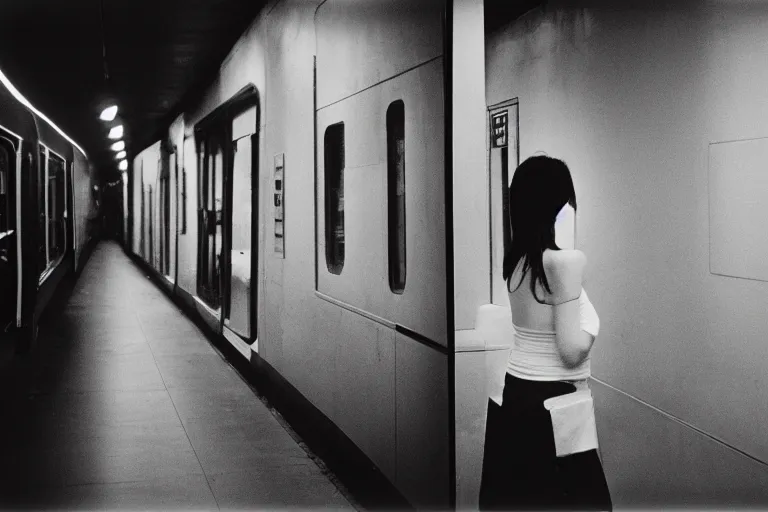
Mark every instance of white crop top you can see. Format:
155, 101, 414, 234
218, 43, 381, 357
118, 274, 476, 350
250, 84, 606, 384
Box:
506, 289, 599, 381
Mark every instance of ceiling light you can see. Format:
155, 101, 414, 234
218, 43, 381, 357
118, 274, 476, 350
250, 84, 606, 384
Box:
111, 141, 125, 151
118, 160, 128, 171
100, 105, 118, 121
115, 151, 126, 159
108, 125, 123, 139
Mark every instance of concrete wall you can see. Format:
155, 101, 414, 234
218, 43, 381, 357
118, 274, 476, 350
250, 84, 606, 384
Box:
484, 2, 768, 507
132, 142, 161, 264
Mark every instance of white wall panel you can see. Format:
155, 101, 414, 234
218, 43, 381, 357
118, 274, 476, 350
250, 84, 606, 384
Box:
709, 137, 768, 282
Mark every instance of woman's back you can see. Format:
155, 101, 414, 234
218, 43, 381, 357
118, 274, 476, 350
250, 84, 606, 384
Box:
507, 248, 582, 331
505, 249, 598, 381
507, 254, 559, 332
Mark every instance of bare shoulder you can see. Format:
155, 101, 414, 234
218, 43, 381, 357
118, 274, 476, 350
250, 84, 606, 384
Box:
543, 249, 586, 271
543, 249, 587, 294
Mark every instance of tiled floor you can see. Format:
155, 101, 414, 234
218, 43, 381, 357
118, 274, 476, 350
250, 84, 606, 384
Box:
0, 241, 355, 511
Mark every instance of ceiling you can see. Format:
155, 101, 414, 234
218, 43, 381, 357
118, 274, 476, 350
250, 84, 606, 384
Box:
0, 0, 267, 182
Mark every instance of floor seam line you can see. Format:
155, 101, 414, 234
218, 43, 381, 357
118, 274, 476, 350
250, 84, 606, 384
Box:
137, 313, 222, 511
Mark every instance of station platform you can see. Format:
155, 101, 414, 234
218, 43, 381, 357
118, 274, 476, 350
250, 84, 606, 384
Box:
0, 241, 356, 511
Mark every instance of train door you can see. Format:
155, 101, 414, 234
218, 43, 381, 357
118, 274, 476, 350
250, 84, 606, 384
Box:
488, 100, 519, 306
197, 138, 224, 310
168, 150, 176, 280
0, 135, 18, 333
223, 106, 257, 347
158, 155, 171, 276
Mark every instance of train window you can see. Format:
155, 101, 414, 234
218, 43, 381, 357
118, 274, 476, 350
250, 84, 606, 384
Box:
324, 123, 345, 275
47, 155, 65, 263
387, 100, 406, 294
0, 146, 7, 235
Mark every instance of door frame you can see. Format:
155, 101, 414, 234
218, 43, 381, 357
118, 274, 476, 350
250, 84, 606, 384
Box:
0, 133, 19, 331
193, 84, 260, 342
487, 98, 519, 305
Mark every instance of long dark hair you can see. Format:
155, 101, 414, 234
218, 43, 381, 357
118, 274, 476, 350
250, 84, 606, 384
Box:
503, 155, 577, 304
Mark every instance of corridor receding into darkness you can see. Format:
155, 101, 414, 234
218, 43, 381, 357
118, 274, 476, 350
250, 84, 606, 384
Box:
0, 241, 354, 511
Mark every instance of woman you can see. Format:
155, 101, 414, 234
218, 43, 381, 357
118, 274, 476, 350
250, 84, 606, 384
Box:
479, 155, 613, 511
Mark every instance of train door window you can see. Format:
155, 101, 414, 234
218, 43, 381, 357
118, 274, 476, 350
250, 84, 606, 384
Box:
324, 122, 345, 275
180, 166, 187, 235
165, 158, 171, 274
146, 185, 150, 260
38, 147, 47, 272
488, 101, 519, 305
159, 156, 170, 276
387, 100, 406, 294
169, 150, 176, 278
148, 185, 154, 267
226, 119, 256, 339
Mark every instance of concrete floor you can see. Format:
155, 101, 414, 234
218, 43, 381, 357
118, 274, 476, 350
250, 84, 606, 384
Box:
0, 241, 355, 511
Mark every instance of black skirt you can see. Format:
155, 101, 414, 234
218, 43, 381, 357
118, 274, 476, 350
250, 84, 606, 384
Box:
479, 374, 613, 511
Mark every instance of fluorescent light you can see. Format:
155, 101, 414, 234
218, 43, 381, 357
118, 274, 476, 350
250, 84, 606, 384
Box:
108, 125, 123, 139
0, 66, 87, 157
100, 105, 118, 121
118, 160, 128, 171
111, 141, 125, 151
115, 151, 126, 159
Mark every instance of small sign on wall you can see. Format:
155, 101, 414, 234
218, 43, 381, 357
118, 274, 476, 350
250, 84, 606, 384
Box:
491, 112, 508, 148
274, 153, 285, 257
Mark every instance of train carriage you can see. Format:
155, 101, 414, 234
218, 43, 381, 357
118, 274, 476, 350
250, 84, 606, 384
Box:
0, 70, 97, 350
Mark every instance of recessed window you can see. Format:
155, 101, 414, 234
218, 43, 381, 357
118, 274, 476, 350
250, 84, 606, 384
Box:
387, 100, 406, 294
324, 123, 345, 275
47, 155, 66, 263
181, 168, 187, 235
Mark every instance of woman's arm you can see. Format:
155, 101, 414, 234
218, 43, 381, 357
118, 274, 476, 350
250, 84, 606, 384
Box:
544, 250, 595, 367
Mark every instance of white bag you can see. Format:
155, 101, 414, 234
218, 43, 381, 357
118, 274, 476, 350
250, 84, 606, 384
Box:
543, 388, 599, 457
